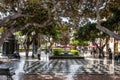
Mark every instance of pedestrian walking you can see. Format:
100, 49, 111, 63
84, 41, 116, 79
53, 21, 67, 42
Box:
108, 48, 112, 59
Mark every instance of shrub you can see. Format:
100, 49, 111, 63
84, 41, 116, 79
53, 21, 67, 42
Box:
53, 48, 63, 56
70, 49, 79, 56
19, 48, 32, 52
41, 48, 46, 51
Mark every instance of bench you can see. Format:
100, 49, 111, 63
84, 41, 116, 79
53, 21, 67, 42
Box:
0, 67, 15, 80
0, 56, 15, 80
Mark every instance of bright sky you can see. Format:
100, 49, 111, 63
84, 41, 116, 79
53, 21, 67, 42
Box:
61, 17, 70, 23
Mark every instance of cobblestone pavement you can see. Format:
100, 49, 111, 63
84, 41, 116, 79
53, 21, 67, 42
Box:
0, 52, 120, 80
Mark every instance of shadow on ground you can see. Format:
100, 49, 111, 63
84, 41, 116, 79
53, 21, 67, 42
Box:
20, 74, 120, 80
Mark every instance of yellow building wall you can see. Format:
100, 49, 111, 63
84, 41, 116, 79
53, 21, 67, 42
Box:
114, 39, 118, 54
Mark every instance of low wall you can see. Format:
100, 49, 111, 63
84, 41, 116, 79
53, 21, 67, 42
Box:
49, 56, 84, 59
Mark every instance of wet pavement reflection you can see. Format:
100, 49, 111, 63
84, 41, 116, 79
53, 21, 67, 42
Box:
0, 52, 120, 80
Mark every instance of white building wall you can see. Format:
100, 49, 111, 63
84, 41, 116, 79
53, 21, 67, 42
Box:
118, 41, 120, 52
109, 38, 114, 53
103, 46, 106, 52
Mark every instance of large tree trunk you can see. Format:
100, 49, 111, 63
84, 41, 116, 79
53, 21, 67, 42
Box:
23, 35, 31, 58
36, 34, 43, 60
24, 44, 29, 58
48, 37, 54, 56
98, 36, 110, 58
32, 33, 39, 58
92, 36, 110, 58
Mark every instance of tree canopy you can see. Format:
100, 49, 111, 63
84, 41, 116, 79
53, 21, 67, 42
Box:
0, 0, 120, 46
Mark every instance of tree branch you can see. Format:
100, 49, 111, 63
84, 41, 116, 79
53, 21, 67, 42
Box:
24, 19, 53, 29
96, 0, 120, 40
0, 13, 33, 27
96, 25, 120, 40
0, 19, 53, 46
101, 36, 110, 49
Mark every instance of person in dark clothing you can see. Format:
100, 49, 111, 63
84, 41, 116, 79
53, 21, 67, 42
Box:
11, 52, 20, 59
93, 48, 97, 57
108, 48, 112, 59
114, 53, 120, 61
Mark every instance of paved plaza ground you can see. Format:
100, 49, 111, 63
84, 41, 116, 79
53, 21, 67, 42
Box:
0, 52, 120, 80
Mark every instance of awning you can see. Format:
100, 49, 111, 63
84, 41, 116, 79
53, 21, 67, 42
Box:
87, 45, 98, 48
55, 45, 75, 48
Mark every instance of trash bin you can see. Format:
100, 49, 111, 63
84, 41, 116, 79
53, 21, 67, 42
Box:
2, 34, 15, 56
2, 41, 9, 56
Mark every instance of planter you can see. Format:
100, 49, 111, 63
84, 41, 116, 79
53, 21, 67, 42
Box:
49, 56, 84, 59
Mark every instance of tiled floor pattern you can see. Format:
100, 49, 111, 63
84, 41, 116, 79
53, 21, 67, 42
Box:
1, 52, 120, 80
22, 59, 119, 75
